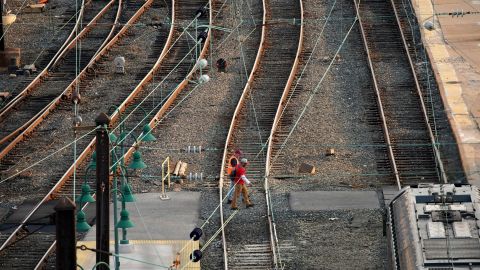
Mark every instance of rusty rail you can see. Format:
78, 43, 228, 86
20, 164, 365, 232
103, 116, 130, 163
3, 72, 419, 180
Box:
0, 0, 120, 151
353, 0, 402, 190
0, 0, 124, 161
389, 0, 447, 183
0, 0, 111, 122
0, 0, 150, 252
35, 0, 212, 264
218, 0, 266, 268
32, 1, 173, 267
121, 1, 212, 168
264, 0, 303, 267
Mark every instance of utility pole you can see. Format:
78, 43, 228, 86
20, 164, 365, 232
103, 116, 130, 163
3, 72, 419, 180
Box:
0, 0, 5, 51
95, 113, 110, 270
55, 197, 76, 270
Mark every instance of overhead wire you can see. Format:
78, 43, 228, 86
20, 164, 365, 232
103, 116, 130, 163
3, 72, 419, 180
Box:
270, 16, 358, 165
1, 0, 466, 268
166, 0, 263, 260
269, 0, 338, 164
0, 2, 86, 109
79, 0, 480, 268
107, 8, 208, 142
0, 1, 210, 187
0, 125, 98, 185
107, 145, 169, 267
72, 0, 81, 204
0, 0, 31, 41
220, 0, 339, 167
213, 3, 359, 265
231, 0, 265, 152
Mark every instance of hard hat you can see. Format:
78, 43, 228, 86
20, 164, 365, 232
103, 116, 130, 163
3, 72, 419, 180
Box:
240, 158, 248, 164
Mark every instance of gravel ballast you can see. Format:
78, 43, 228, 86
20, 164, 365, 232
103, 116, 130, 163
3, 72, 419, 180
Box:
0, 1, 169, 205
131, 0, 263, 268
0, 0, 107, 106
268, 0, 388, 268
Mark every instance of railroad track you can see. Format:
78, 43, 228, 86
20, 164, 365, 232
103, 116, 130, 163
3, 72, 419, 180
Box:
0, 1, 171, 268
0, 0, 120, 151
51, 0, 211, 201
354, 0, 447, 187
263, 0, 390, 267
391, 0, 465, 183
117, 0, 264, 267
0, 0, 88, 110
0, 0, 215, 267
51, 0, 176, 199
218, 0, 302, 269
0, 0, 142, 177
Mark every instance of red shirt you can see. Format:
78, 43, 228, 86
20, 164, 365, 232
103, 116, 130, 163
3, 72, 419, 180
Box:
234, 165, 247, 185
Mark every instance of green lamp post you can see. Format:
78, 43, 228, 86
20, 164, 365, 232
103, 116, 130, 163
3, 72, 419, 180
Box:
140, 124, 157, 142
76, 165, 96, 232
105, 105, 155, 267
116, 169, 136, 245
76, 210, 91, 232
129, 150, 147, 170
88, 152, 97, 170
109, 123, 153, 256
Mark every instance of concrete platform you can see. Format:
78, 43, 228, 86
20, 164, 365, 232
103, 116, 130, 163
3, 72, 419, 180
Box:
289, 191, 380, 211
77, 240, 199, 270
412, 0, 480, 185
80, 192, 201, 269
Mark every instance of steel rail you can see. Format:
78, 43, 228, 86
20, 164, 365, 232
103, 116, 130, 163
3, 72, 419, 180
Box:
389, 0, 448, 184
264, 0, 303, 267
32, 1, 175, 267
0, 0, 125, 161
1, 0, 88, 106
0, 0, 109, 121
57, 0, 211, 196
66, 0, 213, 268
44, 0, 209, 205
218, 0, 266, 268
35, 0, 212, 262
406, 0, 468, 182
353, 0, 402, 190
121, 1, 212, 171
0, 0, 150, 252
0, 0, 120, 149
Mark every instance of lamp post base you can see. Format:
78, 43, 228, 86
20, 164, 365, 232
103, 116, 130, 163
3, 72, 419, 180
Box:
119, 243, 134, 254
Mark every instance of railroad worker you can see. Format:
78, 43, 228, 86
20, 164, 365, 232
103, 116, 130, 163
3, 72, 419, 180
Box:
231, 158, 254, 210
216, 58, 227, 73
226, 149, 243, 204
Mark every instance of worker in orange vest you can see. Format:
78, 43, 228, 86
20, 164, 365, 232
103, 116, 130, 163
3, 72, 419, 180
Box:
231, 158, 254, 210
226, 149, 243, 204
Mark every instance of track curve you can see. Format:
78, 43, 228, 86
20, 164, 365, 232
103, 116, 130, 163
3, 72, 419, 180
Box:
218, 0, 302, 269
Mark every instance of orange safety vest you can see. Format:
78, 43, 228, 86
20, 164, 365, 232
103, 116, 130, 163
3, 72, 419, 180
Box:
227, 156, 238, 175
